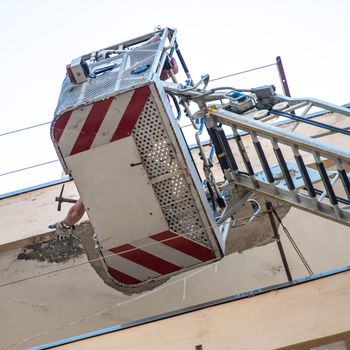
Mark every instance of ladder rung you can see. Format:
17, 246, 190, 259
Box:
294, 154, 317, 198
316, 161, 338, 205
234, 133, 255, 176
253, 139, 274, 183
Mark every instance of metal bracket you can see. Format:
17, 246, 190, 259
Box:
217, 188, 252, 225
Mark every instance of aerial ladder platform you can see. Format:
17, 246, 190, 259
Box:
162, 83, 350, 227
51, 27, 350, 293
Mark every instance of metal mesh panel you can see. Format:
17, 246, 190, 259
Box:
133, 99, 178, 178
133, 96, 213, 248
54, 42, 160, 116
153, 178, 211, 246
118, 44, 159, 90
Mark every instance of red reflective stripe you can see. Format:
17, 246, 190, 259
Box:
66, 64, 76, 83
70, 97, 114, 155
111, 86, 150, 141
53, 111, 72, 142
150, 231, 216, 262
107, 266, 140, 285
110, 243, 134, 255
110, 244, 181, 275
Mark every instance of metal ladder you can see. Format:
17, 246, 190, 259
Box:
206, 108, 350, 227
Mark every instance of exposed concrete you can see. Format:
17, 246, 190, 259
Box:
17, 235, 84, 264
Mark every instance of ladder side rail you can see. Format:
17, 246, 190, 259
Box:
211, 109, 350, 165
211, 111, 350, 199
277, 95, 350, 118
211, 109, 350, 196
209, 109, 350, 225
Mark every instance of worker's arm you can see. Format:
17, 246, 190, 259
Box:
63, 199, 85, 226
49, 199, 85, 240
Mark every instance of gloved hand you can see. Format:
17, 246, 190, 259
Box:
48, 221, 75, 240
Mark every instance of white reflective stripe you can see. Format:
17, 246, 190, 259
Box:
131, 237, 202, 268
58, 104, 93, 157
104, 251, 161, 281
90, 91, 134, 148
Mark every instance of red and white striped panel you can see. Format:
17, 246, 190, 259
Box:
104, 230, 217, 285
53, 86, 150, 157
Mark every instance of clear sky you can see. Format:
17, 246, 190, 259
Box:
1, 0, 349, 195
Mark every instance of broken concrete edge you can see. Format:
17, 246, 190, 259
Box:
0, 230, 56, 254
0, 220, 88, 254
4, 220, 218, 295
17, 234, 85, 264
0, 220, 172, 296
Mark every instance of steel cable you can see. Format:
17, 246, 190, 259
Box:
0, 160, 59, 177
272, 207, 314, 276
0, 121, 51, 137
210, 63, 276, 82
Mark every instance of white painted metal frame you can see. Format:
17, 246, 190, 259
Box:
152, 79, 225, 253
